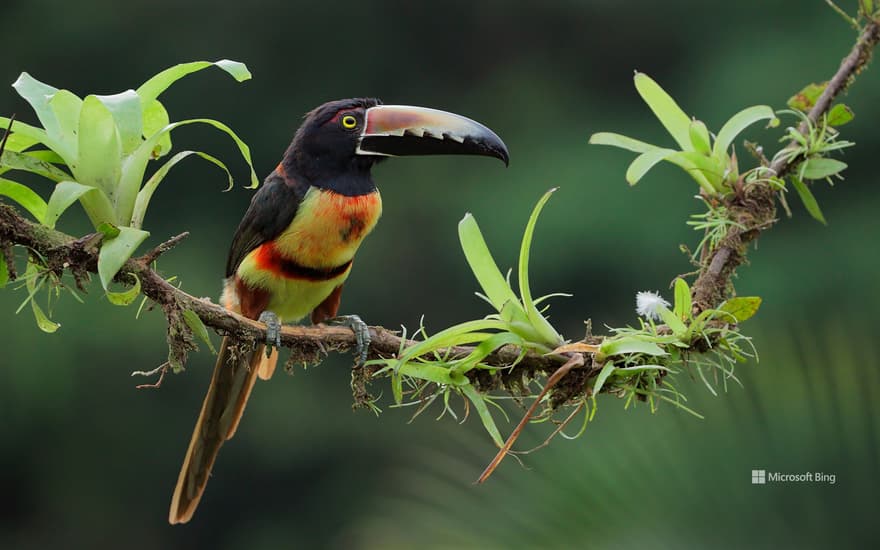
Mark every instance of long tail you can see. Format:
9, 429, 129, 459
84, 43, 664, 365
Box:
168, 336, 265, 524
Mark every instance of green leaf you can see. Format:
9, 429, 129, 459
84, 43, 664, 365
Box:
97, 226, 149, 291
588, 132, 658, 154
0, 177, 48, 222
142, 100, 172, 157
719, 296, 762, 323
96, 90, 143, 155
613, 364, 670, 375
0, 249, 7, 288
626, 148, 676, 185
1, 149, 72, 182
398, 319, 508, 364
183, 309, 217, 354
800, 158, 847, 180
592, 362, 616, 395
827, 104, 854, 127
122, 117, 259, 223
658, 306, 688, 338
12, 73, 61, 140
136, 59, 252, 107
673, 278, 691, 320
47, 89, 83, 163
711, 105, 776, 159
790, 176, 827, 224
688, 120, 711, 155
787, 82, 827, 112
44, 181, 96, 228
397, 362, 465, 386
600, 336, 667, 358
76, 95, 122, 196
23, 262, 59, 333
669, 151, 726, 188
458, 213, 522, 313
450, 332, 524, 376
105, 272, 141, 306
96, 221, 121, 239
460, 383, 504, 447
130, 150, 233, 229
0, 117, 64, 159
518, 188, 562, 346
633, 72, 693, 151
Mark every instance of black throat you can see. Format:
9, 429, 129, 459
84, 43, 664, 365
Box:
283, 149, 378, 197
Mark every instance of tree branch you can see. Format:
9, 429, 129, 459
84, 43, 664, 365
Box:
0, 18, 877, 401
691, 20, 879, 311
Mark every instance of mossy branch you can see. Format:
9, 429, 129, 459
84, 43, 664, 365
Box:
0, 18, 877, 402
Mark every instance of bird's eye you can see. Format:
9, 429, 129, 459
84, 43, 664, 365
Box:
341, 115, 358, 129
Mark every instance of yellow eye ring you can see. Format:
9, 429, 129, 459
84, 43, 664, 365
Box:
341, 115, 357, 129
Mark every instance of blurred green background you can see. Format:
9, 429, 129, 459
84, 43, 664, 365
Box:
2, 0, 878, 548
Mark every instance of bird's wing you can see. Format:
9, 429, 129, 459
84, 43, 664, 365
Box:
225, 170, 308, 278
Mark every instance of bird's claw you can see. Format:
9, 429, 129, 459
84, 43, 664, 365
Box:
259, 310, 282, 357
327, 314, 371, 366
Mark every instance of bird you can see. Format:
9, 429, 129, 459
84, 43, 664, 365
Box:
168, 98, 509, 524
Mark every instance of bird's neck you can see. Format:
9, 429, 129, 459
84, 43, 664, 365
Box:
282, 149, 377, 197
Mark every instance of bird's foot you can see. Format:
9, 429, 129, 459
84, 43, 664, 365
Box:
326, 315, 371, 366
258, 310, 282, 357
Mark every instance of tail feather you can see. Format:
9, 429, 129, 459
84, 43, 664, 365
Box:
168, 336, 263, 524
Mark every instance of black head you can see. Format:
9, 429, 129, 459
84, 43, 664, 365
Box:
284, 97, 383, 184
283, 98, 510, 192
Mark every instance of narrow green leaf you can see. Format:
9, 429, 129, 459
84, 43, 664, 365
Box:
131, 150, 233, 229
0, 177, 48, 222
711, 105, 775, 159
613, 364, 671, 375
97, 226, 150, 290
592, 362, 616, 395
673, 277, 691, 320
1, 149, 72, 182
105, 272, 141, 306
0, 117, 65, 158
460, 383, 504, 447
827, 104, 854, 127
23, 262, 60, 333
800, 158, 847, 180
669, 151, 726, 188
96, 90, 143, 154
399, 319, 508, 363
45, 181, 96, 228
600, 336, 667, 358
790, 176, 827, 224
633, 72, 693, 151
2, 133, 41, 153
398, 362, 464, 386
391, 372, 403, 405
458, 213, 521, 312
136, 60, 252, 107
183, 309, 217, 354
76, 96, 122, 195
588, 132, 658, 154
626, 148, 676, 185
658, 306, 688, 338
450, 332, 524, 375
23, 149, 66, 164
688, 120, 711, 155
518, 188, 562, 346
719, 296, 762, 323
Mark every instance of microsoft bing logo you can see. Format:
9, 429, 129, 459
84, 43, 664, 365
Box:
751, 469, 766, 484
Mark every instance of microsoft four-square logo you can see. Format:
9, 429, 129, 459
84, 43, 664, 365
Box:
751, 469, 766, 484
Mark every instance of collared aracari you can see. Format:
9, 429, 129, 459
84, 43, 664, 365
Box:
168, 98, 509, 524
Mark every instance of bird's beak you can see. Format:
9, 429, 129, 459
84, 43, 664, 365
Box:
357, 105, 509, 165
